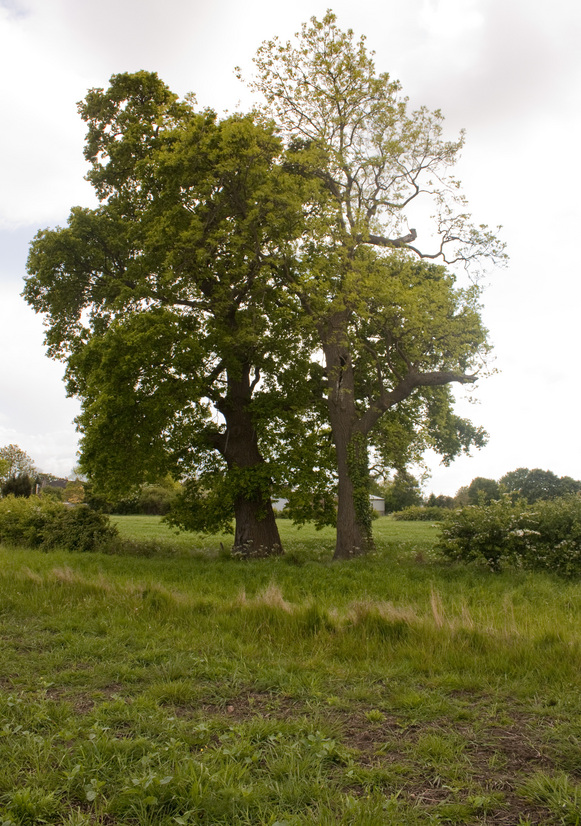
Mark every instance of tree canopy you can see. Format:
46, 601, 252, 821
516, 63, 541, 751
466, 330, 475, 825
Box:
25, 72, 320, 556
500, 468, 581, 503
245, 12, 504, 557
0, 445, 36, 484
467, 476, 501, 505
25, 15, 505, 560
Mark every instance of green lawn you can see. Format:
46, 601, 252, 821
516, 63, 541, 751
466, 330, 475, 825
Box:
110, 513, 439, 559
0, 517, 580, 824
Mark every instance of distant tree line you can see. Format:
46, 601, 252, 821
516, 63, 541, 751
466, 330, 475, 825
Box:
458, 468, 581, 506
3, 442, 580, 531
374, 466, 581, 517
0, 444, 38, 499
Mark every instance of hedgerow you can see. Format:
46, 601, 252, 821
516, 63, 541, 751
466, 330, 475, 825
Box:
438, 495, 581, 576
392, 506, 449, 521
0, 495, 117, 552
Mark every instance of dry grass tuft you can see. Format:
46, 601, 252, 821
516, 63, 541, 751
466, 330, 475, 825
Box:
341, 599, 417, 628
48, 566, 86, 585
430, 588, 446, 629
236, 582, 294, 613
20, 566, 43, 584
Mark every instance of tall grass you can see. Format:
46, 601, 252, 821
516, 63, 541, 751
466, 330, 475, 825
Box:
0, 517, 579, 824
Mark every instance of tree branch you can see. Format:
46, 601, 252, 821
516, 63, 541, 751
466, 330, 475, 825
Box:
357, 228, 418, 248
358, 368, 477, 435
249, 366, 261, 394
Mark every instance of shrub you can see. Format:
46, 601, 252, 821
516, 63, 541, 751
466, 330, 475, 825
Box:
1, 473, 34, 498
42, 505, 118, 552
438, 497, 524, 571
0, 496, 117, 552
112, 492, 141, 514
0, 496, 55, 546
274, 506, 291, 519
392, 506, 449, 521
40, 485, 64, 502
438, 495, 581, 576
522, 497, 581, 576
137, 484, 176, 515
112, 483, 177, 515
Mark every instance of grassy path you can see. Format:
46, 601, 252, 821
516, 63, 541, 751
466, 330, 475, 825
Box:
0, 518, 580, 823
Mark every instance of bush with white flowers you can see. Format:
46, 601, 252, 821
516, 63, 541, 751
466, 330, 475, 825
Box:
438, 495, 581, 576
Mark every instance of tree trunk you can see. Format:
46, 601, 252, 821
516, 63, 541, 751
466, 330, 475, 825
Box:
333, 418, 373, 559
217, 366, 283, 557
321, 316, 373, 560
232, 496, 282, 556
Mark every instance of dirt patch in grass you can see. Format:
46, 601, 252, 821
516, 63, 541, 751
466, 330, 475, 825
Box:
185, 689, 305, 722
145, 685, 567, 824
336, 705, 560, 824
41, 680, 128, 713
7, 672, 573, 826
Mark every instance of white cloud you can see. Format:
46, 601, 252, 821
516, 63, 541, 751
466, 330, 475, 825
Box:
0, 276, 81, 475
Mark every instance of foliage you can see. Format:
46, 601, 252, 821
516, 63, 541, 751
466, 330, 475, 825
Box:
165, 473, 236, 535
0, 444, 36, 483
0, 496, 117, 552
466, 476, 500, 504
44, 505, 118, 552
426, 493, 455, 509
439, 495, 581, 576
500, 467, 581, 503
24, 71, 321, 555
37, 471, 66, 487
113, 480, 180, 516
39, 484, 64, 501
379, 469, 424, 513
246, 12, 503, 557
0, 495, 55, 547
248, 13, 504, 270
392, 506, 449, 521
453, 485, 471, 507
25, 21, 504, 560
499, 467, 531, 495
63, 479, 86, 505
1, 473, 34, 498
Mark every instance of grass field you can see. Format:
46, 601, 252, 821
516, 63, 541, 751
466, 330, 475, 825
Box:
0, 516, 580, 824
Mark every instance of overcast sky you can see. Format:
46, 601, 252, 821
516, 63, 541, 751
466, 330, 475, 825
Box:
1, 0, 580, 493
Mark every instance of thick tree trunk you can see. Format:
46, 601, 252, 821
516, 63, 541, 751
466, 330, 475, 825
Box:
232, 496, 282, 556
216, 366, 283, 557
321, 315, 373, 560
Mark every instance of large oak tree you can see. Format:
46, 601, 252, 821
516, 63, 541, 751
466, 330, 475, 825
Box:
24, 72, 316, 556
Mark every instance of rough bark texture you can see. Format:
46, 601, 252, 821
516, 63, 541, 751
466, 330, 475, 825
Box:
232, 497, 282, 557
320, 308, 480, 559
215, 366, 283, 557
322, 314, 373, 560
333, 421, 372, 559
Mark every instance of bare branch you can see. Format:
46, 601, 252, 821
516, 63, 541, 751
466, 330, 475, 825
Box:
358, 228, 417, 248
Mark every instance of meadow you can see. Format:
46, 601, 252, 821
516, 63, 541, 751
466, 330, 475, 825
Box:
0, 516, 580, 825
